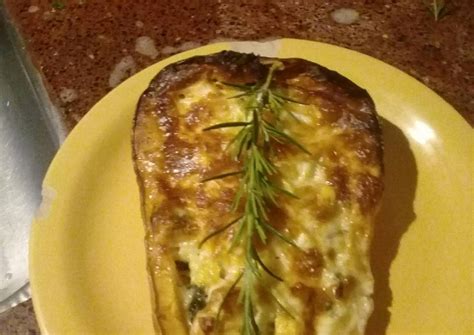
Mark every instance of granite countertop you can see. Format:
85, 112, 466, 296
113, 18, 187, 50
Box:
1, 0, 472, 333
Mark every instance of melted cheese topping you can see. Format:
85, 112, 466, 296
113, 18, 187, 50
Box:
134, 60, 382, 335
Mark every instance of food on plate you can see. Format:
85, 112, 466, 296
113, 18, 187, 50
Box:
132, 51, 383, 334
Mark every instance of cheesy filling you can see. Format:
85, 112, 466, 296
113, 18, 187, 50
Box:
175, 79, 374, 334
135, 63, 381, 335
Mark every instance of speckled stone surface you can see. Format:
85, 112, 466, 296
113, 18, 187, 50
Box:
0, 1, 472, 334
0, 300, 39, 334
3, 0, 474, 129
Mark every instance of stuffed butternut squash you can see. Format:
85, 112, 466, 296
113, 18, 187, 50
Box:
132, 51, 383, 335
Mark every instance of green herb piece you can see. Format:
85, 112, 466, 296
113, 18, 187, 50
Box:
199, 216, 242, 248
51, 0, 65, 10
201, 171, 243, 183
240, 269, 259, 335
427, 0, 447, 21
203, 61, 309, 334
203, 122, 250, 131
270, 292, 296, 319
188, 285, 207, 321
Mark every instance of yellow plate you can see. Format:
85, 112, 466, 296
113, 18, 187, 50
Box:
30, 39, 473, 335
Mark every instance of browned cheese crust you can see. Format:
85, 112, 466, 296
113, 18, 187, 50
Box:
133, 51, 383, 335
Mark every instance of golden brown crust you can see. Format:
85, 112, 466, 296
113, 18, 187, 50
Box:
134, 50, 383, 202
132, 51, 383, 334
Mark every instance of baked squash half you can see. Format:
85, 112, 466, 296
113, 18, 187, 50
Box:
132, 51, 383, 335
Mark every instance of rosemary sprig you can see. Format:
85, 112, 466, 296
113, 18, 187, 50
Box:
426, 0, 448, 21
202, 61, 308, 334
